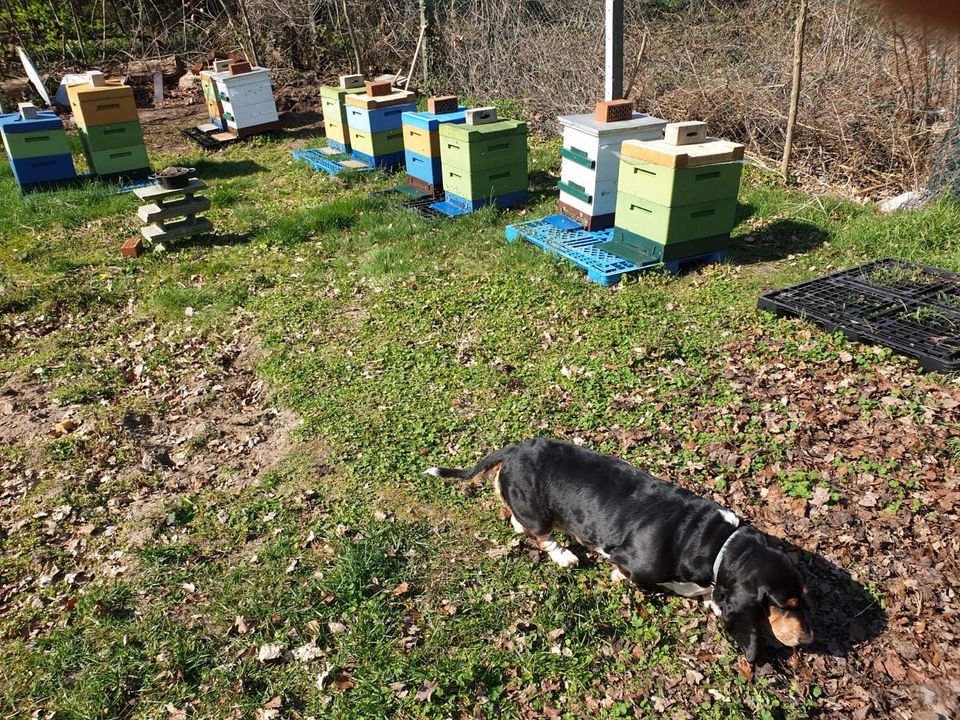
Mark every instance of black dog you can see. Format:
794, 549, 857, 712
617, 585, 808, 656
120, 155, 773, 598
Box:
427, 438, 812, 661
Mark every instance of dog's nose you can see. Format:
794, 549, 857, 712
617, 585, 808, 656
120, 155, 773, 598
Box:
798, 627, 814, 645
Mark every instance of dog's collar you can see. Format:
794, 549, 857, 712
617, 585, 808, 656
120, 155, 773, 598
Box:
712, 525, 746, 585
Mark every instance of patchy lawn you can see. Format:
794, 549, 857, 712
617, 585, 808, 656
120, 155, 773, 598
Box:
1, 119, 959, 719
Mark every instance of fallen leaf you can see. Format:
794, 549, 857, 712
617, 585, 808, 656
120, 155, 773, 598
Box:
415, 679, 439, 702
292, 641, 324, 663
232, 615, 249, 635
328, 621, 347, 635
391, 582, 409, 596
165, 704, 187, 720
316, 664, 333, 689
257, 643, 285, 663
332, 674, 355, 691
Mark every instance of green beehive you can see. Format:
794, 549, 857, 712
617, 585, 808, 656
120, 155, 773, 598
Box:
606, 226, 731, 263
441, 162, 528, 201
85, 144, 151, 176
2, 127, 70, 159
438, 120, 527, 173
617, 157, 742, 208
614, 192, 737, 246
78, 121, 145, 153
320, 85, 365, 144
349, 127, 405, 157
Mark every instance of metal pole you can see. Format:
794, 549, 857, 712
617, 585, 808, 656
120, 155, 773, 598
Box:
605, 0, 624, 100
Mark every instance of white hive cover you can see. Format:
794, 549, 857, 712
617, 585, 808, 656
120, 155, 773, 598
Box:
18, 47, 52, 107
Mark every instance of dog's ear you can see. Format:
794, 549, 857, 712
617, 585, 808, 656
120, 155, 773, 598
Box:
719, 586, 765, 663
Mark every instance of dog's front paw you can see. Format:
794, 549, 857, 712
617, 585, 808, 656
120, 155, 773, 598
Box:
610, 566, 629, 583
548, 547, 580, 569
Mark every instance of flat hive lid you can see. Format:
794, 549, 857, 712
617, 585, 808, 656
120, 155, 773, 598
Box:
216, 67, 273, 86
320, 85, 366, 100
438, 119, 527, 141
620, 137, 745, 168
0, 109, 63, 133
67, 81, 134, 104
557, 112, 666, 137
401, 107, 467, 131
343, 90, 416, 109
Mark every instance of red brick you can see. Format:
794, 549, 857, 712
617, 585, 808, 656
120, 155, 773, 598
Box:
365, 80, 393, 97
121, 236, 144, 258
594, 99, 633, 123
427, 95, 458, 115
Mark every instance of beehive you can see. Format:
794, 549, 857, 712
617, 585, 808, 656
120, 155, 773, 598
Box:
606, 135, 744, 262
555, 110, 666, 230
320, 83, 365, 153
437, 117, 528, 207
0, 109, 77, 189
401, 103, 466, 192
200, 70, 226, 130
343, 89, 415, 167
67, 77, 149, 179
209, 65, 279, 138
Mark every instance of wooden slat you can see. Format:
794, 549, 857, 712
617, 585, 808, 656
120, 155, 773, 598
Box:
141, 216, 213, 242
133, 178, 207, 200
138, 196, 211, 223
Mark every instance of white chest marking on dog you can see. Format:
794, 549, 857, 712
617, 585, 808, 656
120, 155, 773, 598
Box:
596, 548, 611, 559
659, 580, 713, 598
718, 508, 739, 527
509, 515, 526, 534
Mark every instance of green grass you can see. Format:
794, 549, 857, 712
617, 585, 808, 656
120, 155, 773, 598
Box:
0, 127, 958, 719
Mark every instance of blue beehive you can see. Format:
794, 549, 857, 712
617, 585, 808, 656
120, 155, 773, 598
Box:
401, 106, 466, 193
0, 108, 77, 190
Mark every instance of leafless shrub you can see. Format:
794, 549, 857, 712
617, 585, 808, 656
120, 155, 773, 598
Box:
5, 0, 958, 194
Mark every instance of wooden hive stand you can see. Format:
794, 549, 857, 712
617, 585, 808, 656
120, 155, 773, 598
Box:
135, 178, 213, 244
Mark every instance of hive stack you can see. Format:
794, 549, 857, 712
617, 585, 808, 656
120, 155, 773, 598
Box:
320, 74, 366, 155
342, 81, 416, 168
556, 100, 666, 230
434, 107, 528, 212
0, 104, 77, 191
68, 73, 150, 180
401, 95, 466, 195
210, 62, 280, 139
602, 122, 745, 264
200, 60, 230, 130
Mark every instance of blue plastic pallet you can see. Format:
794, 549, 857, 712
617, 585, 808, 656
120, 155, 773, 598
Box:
292, 148, 372, 176
430, 189, 528, 217
327, 138, 348, 155
506, 215, 726, 286
351, 149, 405, 170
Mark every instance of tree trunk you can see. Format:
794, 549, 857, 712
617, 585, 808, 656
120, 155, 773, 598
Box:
782, 0, 809, 180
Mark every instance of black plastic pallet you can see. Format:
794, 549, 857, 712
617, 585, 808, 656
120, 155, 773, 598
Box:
181, 127, 238, 150
758, 258, 960, 373
369, 188, 445, 220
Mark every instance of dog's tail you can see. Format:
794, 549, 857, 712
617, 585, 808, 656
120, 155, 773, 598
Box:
424, 445, 512, 481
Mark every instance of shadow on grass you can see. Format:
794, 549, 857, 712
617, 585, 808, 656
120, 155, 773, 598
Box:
729, 217, 828, 265
193, 159, 268, 180
760, 539, 886, 666
527, 169, 560, 207
167, 231, 255, 251
280, 110, 324, 128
